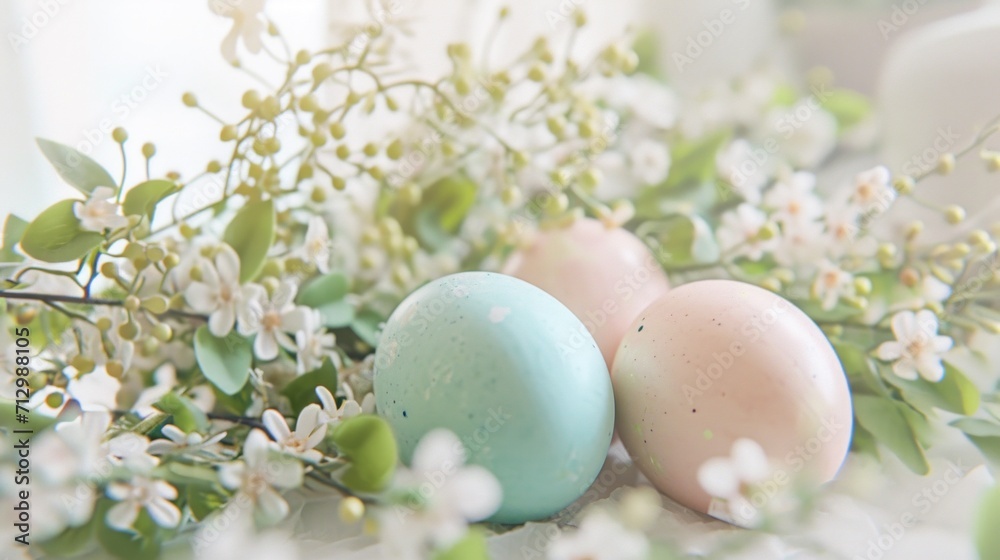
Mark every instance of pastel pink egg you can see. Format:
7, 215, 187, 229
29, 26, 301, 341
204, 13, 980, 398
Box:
502, 218, 670, 369
612, 280, 852, 519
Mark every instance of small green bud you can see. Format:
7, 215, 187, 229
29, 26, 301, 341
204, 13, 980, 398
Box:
220, 125, 238, 142
142, 295, 170, 315
386, 139, 404, 160
182, 92, 198, 107
142, 142, 156, 158
944, 205, 966, 225
242, 90, 261, 109
112, 127, 128, 143
330, 122, 346, 139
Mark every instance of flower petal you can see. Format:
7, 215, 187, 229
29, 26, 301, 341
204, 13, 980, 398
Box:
146, 497, 181, 528
932, 335, 953, 354
106, 482, 131, 501
891, 311, 917, 341
412, 429, 465, 473
315, 386, 337, 411
160, 425, 186, 443
876, 341, 903, 361
697, 457, 739, 498
262, 409, 292, 443
215, 246, 241, 286
731, 438, 770, 482
254, 331, 280, 361
892, 359, 920, 381
917, 356, 946, 382
106, 502, 140, 531
218, 462, 246, 490
255, 488, 290, 525
209, 306, 237, 337
446, 466, 503, 522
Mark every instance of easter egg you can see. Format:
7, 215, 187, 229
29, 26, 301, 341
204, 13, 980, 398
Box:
502, 218, 670, 368
612, 280, 852, 520
374, 271, 614, 523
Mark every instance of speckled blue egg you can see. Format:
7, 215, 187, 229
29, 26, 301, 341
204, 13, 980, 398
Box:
374, 271, 614, 523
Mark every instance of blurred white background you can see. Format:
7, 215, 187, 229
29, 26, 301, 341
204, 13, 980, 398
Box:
1, 0, 998, 233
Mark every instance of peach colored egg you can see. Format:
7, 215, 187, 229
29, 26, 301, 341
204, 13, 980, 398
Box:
502, 218, 670, 368
612, 280, 852, 520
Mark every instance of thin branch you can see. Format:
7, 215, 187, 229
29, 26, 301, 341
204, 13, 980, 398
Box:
0, 290, 206, 322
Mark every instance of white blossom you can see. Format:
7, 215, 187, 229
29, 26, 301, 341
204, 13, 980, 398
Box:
185, 245, 244, 337
106, 476, 181, 531
209, 0, 266, 64
716, 204, 777, 261
315, 385, 365, 427
548, 509, 649, 560
697, 438, 773, 527
238, 281, 312, 361
716, 140, 768, 204
74, 186, 128, 232
629, 139, 671, 186
262, 405, 327, 462
33, 411, 157, 484
773, 219, 824, 267
850, 166, 895, 215
768, 104, 838, 169
876, 310, 953, 382
218, 429, 304, 525
764, 172, 823, 225
294, 310, 337, 373
147, 424, 227, 459
301, 216, 332, 274
380, 429, 502, 558
811, 260, 855, 311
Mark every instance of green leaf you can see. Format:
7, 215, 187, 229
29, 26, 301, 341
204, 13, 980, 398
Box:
951, 418, 1000, 437
433, 529, 490, 560
282, 357, 338, 416
122, 180, 177, 221
153, 392, 208, 433
638, 214, 719, 267
832, 341, 885, 396
297, 273, 356, 328
853, 395, 930, 475
398, 175, 476, 250
977, 486, 1000, 560
37, 138, 117, 194
223, 199, 276, 283
20, 199, 104, 263
819, 89, 871, 130
194, 326, 252, 395
157, 462, 219, 487
951, 418, 1000, 469
891, 362, 980, 416
351, 310, 384, 348
96, 501, 162, 559
0, 214, 28, 263
39, 517, 97, 557
331, 415, 398, 493
186, 486, 228, 522
631, 29, 660, 79
212, 382, 255, 416
850, 423, 880, 458
662, 129, 730, 190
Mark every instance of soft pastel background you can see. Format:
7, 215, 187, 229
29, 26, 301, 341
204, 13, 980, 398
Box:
2, 1, 1000, 558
